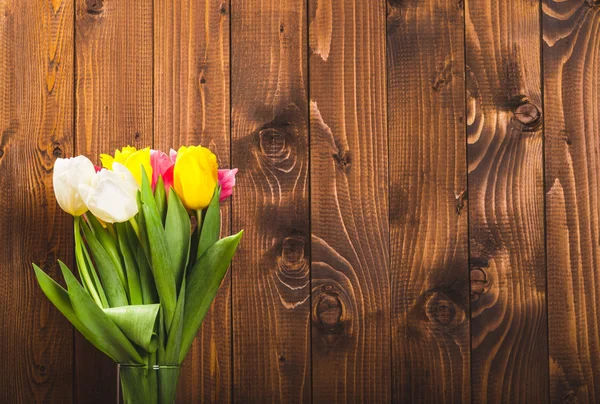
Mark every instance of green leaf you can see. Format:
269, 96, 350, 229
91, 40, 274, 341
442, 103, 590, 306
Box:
140, 167, 177, 330
127, 223, 158, 305
197, 186, 221, 260
165, 190, 191, 289
154, 176, 167, 225
81, 219, 129, 307
103, 304, 160, 353
87, 214, 127, 290
80, 238, 109, 308
165, 278, 185, 364
179, 231, 243, 363
58, 261, 144, 364
116, 222, 143, 305
33, 264, 115, 360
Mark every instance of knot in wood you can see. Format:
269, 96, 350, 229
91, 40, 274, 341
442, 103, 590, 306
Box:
86, 0, 104, 14
470, 257, 491, 301
425, 292, 457, 326
512, 101, 542, 131
0, 149, 4, 158
313, 288, 344, 334
258, 128, 290, 165
333, 150, 351, 173
279, 236, 306, 272
219, 3, 227, 14
585, 0, 600, 7
53, 147, 63, 158
562, 391, 578, 404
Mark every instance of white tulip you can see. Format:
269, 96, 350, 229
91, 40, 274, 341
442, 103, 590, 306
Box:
79, 162, 140, 223
53, 156, 96, 216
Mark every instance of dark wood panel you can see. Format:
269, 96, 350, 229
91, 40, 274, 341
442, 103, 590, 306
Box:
544, 1, 600, 402
231, 0, 311, 401
0, 0, 74, 402
309, 0, 390, 401
387, 0, 470, 402
465, 0, 548, 401
153, 0, 231, 402
74, 0, 154, 401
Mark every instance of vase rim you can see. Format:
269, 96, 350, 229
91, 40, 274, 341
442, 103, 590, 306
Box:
118, 364, 180, 370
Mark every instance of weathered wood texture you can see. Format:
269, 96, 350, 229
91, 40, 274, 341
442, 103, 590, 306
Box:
74, 0, 154, 401
0, 0, 74, 402
544, 1, 600, 403
387, 0, 470, 402
5, 0, 600, 402
231, 0, 311, 402
309, 0, 390, 401
153, 0, 231, 402
465, 0, 548, 402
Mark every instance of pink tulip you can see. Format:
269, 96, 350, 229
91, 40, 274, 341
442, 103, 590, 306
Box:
94, 165, 102, 173
218, 168, 238, 202
150, 149, 175, 191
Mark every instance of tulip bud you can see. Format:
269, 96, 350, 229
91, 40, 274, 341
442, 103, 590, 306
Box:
53, 156, 96, 216
218, 168, 238, 202
78, 163, 140, 223
173, 146, 218, 210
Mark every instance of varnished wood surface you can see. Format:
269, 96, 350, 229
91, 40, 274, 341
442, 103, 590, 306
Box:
544, 1, 600, 403
466, 0, 548, 402
0, 0, 75, 402
154, 0, 231, 402
387, 0, 470, 402
2, 0, 600, 402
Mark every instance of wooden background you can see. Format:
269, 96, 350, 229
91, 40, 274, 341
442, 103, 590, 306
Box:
1, 0, 599, 402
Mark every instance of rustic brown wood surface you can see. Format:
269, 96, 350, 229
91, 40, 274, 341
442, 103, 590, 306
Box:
387, 0, 470, 402
74, 0, 154, 402
231, 0, 311, 402
465, 0, 548, 402
154, 0, 231, 402
0, 0, 74, 402
544, 1, 600, 403
309, 0, 390, 401
2, 0, 600, 402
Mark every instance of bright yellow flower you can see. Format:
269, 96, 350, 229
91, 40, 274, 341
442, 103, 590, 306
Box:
100, 146, 152, 185
173, 145, 218, 210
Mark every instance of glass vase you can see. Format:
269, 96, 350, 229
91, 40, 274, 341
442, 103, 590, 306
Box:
117, 364, 181, 404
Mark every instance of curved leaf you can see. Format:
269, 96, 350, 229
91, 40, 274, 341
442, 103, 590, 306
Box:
103, 304, 160, 353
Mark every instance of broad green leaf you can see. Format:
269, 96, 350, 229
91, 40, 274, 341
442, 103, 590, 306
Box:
74, 217, 105, 308
165, 190, 190, 289
154, 176, 167, 225
197, 186, 221, 260
58, 261, 144, 364
80, 237, 109, 308
179, 231, 243, 363
116, 222, 143, 305
103, 304, 160, 353
165, 278, 185, 364
33, 264, 115, 361
140, 167, 177, 330
81, 220, 128, 307
127, 223, 158, 305
87, 214, 127, 289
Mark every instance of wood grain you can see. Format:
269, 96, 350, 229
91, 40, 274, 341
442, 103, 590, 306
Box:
153, 0, 231, 402
309, 0, 390, 401
0, 0, 74, 402
387, 0, 470, 402
75, 0, 153, 401
465, 0, 548, 401
231, 0, 311, 401
544, 1, 600, 402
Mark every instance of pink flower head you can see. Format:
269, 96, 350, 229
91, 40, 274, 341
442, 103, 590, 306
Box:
150, 149, 175, 192
93, 165, 102, 173
218, 168, 238, 202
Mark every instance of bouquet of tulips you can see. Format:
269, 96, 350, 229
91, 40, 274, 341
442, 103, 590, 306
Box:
33, 146, 242, 404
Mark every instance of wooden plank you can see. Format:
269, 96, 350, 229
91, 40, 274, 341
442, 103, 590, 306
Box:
153, 0, 231, 402
309, 0, 390, 401
74, 0, 153, 402
0, 0, 74, 402
231, 0, 311, 401
465, 0, 548, 401
387, 0, 470, 402
543, 1, 600, 402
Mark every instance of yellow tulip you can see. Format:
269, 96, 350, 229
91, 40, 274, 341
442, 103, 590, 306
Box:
100, 146, 152, 185
173, 145, 218, 210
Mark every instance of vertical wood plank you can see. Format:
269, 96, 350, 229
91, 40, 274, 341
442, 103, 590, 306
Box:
544, 1, 600, 402
154, 0, 231, 402
309, 0, 390, 401
231, 0, 311, 401
0, 0, 74, 402
75, 0, 153, 401
465, 0, 548, 401
387, 0, 470, 402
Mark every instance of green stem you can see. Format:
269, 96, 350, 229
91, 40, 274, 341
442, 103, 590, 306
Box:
129, 217, 141, 240
74, 216, 103, 307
